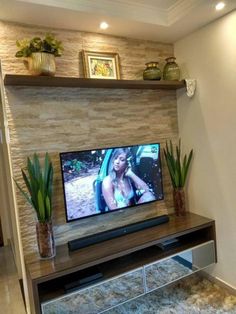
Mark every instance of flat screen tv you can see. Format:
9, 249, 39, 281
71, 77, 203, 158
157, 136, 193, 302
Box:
60, 143, 164, 222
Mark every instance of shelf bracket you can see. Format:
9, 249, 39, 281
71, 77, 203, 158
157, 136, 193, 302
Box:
184, 79, 196, 97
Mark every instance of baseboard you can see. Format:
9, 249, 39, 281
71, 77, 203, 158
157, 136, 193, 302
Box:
199, 270, 236, 296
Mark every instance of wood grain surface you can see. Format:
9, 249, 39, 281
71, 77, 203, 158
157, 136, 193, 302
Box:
25, 213, 215, 281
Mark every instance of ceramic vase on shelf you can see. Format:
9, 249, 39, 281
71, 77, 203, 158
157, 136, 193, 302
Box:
173, 188, 186, 216
26, 52, 56, 76
163, 57, 180, 81
143, 62, 162, 80
36, 221, 55, 259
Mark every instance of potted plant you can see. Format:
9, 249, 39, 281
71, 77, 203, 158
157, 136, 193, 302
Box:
163, 140, 193, 215
15, 33, 63, 76
15, 153, 55, 258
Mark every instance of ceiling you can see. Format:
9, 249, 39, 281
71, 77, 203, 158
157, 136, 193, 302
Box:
0, 0, 236, 43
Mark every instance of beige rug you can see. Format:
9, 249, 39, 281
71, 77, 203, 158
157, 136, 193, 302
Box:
107, 274, 236, 314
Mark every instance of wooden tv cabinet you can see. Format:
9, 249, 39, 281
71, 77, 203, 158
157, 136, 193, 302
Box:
25, 212, 216, 314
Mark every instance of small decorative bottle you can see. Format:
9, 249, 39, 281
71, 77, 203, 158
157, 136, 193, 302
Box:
143, 62, 162, 80
163, 57, 180, 81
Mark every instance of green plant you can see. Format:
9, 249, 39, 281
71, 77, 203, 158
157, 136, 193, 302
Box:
14, 153, 53, 223
163, 140, 193, 188
15, 33, 63, 58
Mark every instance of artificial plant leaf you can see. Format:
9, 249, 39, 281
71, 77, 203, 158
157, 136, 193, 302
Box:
44, 152, 49, 191
27, 157, 38, 210
21, 169, 32, 196
183, 149, 193, 186
174, 167, 180, 187
176, 144, 181, 185
45, 195, 51, 220
13, 178, 33, 207
164, 141, 176, 174
48, 165, 53, 200
165, 156, 177, 187
15, 51, 24, 57
37, 190, 45, 222
33, 153, 41, 181
181, 155, 187, 186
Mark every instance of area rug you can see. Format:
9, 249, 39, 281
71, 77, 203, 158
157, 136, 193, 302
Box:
107, 275, 236, 314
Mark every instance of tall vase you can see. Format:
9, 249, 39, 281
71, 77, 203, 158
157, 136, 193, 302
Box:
36, 221, 55, 259
173, 188, 186, 216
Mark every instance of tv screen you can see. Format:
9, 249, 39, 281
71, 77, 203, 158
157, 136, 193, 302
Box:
60, 143, 164, 222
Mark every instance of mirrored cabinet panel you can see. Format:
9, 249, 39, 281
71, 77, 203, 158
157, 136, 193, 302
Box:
144, 241, 215, 293
41, 267, 144, 314
41, 241, 215, 314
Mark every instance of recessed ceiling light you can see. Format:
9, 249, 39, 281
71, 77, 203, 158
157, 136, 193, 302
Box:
100, 22, 109, 30
215, 2, 225, 10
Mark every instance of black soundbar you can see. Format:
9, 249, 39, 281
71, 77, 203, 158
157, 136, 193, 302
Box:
68, 214, 169, 251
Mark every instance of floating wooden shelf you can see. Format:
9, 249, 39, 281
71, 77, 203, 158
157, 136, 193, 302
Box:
4, 74, 185, 90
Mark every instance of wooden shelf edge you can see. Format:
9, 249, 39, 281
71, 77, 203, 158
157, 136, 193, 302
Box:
4, 74, 185, 90
25, 213, 215, 282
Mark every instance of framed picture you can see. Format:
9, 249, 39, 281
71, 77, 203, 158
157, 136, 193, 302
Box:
82, 50, 120, 79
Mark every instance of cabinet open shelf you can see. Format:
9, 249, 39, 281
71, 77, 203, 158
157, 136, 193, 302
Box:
4, 74, 185, 90
38, 226, 213, 303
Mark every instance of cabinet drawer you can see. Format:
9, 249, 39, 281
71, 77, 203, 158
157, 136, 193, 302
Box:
41, 267, 144, 314
144, 240, 215, 292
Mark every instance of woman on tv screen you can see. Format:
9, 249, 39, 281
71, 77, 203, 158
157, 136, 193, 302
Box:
102, 148, 155, 210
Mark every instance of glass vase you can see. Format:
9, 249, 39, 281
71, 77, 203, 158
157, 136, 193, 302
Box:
36, 221, 55, 259
163, 57, 180, 81
173, 188, 186, 216
143, 62, 162, 80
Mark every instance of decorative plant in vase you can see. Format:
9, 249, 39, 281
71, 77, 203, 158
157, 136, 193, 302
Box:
15, 33, 63, 76
163, 140, 193, 216
14, 153, 55, 258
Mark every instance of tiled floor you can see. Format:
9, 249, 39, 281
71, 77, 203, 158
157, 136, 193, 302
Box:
0, 246, 26, 314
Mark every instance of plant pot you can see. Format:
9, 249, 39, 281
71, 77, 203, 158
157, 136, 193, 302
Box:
26, 52, 56, 76
36, 221, 55, 259
173, 188, 186, 216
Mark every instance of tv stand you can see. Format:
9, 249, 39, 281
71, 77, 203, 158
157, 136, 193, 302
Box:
25, 213, 216, 314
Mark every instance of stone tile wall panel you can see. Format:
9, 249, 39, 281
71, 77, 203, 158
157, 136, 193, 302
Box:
0, 21, 177, 254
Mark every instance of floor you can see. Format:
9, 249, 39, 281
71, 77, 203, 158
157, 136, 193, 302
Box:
0, 246, 26, 314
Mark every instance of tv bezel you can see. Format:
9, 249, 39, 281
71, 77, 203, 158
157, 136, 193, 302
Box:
60, 143, 164, 223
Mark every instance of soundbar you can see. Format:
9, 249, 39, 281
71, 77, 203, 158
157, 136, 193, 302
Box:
68, 214, 169, 251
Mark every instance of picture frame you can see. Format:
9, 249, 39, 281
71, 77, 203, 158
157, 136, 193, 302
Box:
82, 50, 121, 79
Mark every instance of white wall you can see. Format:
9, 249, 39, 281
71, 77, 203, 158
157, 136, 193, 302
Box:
175, 10, 236, 288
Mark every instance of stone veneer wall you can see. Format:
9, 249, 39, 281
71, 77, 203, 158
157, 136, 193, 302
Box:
0, 21, 178, 255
